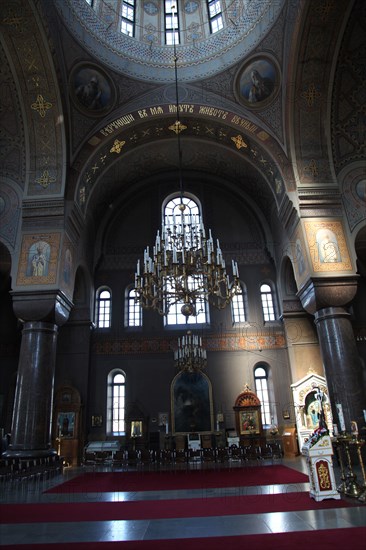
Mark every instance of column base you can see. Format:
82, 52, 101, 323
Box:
2, 447, 58, 460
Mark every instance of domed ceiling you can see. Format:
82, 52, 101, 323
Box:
54, 0, 285, 81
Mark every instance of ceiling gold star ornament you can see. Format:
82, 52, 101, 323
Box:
35, 170, 56, 189
110, 139, 126, 154
169, 120, 187, 135
2, 12, 24, 31
31, 94, 53, 117
301, 83, 321, 107
303, 159, 319, 177
231, 134, 248, 150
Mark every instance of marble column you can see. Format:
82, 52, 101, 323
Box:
7, 322, 58, 458
298, 277, 365, 433
4, 290, 72, 459
314, 307, 364, 431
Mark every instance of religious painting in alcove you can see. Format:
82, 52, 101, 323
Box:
57, 412, 75, 438
27, 240, 50, 277
305, 391, 322, 431
304, 220, 353, 273
236, 55, 279, 108
17, 233, 60, 286
171, 371, 213, 433
70, 63, 115, 115
239, 410, 261, 435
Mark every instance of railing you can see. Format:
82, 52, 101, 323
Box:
0, 455, 64, 485
82, 443, 283, 471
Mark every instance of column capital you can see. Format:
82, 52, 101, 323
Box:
297, 276, 359, 315
10, 289, 73, 326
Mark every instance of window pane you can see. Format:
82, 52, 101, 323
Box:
254, 367, 271, 426
232, 286, 246, 323
121, 0, 135, 36
261, 284, 271, 292
111, 373, 126, 434
165, 274, 207, 325
208, 0, 222, 17
97, 289, 111, 328
260, 285, 275, 321
208, 0, 223, 34
211, 16, 223, 33
255, 367, 266, 377
165, 0, 179, 44
164, 196, 208, 326
128, 288, 142, 327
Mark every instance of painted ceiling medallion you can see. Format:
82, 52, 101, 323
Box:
143, 2, 159, 16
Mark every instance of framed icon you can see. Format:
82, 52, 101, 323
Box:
131, 420, 142, 437
57, 412, 75, 438
239, 410, 260, 435
91, 415, 103, 427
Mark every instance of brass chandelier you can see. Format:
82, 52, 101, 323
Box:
174, 331, 207, 373
134, 3, 240, 318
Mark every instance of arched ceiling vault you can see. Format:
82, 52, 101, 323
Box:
73, 116, 288, 237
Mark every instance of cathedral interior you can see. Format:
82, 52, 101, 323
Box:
0, 0, 366, 469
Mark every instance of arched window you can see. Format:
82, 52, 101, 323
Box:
231, 283, 247, 324
126, 287, 142, 327
107, 371, 126, 435
260, 283, 275, 321
95, 288, 111, 328
207, 0, 224, 34
165, 0, 179, 45
163, 195, 208, 326
254, 366, 271, 426
121, 0, 135, 37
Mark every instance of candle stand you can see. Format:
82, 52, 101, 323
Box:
333, 436, 366, 501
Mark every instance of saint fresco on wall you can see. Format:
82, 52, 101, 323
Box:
304, 220, 353, 273
70, 63, 114, 114
27, 240, 50, 277
316, 228, 342, 264
290, 226, 309, 288
295, 238, 306, 277
355, 180, 366, 202
60, 239, 74, 299
17, 233, 60, 286
237, 56, 278, 107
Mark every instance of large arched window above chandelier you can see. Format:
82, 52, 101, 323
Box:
163, 195, 202, 250
163, 195, 208, 326
134, 191, 240, 321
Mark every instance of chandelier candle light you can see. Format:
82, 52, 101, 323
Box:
134, 211, 240, 316
174, 331, 207, 373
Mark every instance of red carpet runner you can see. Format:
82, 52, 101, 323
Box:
2, 466, 364, 550
0, 491, 355, 523
45, 465, 309, 493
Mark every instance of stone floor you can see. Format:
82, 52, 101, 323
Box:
0, 455, 365, 547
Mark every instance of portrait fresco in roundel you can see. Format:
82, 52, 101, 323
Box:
237, 57, 278, 107
70, 64, 114, 115
356, 180, 366, 202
